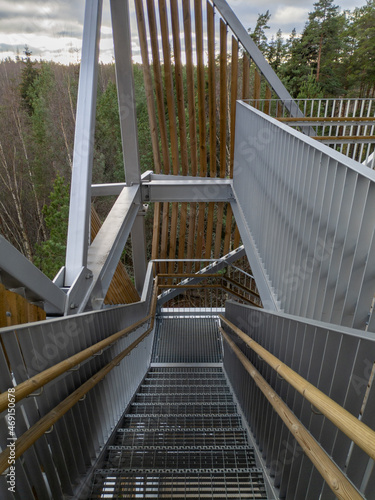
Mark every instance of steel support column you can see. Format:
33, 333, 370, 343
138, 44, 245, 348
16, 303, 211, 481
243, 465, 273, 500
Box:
110, 0, 147, 290
65, 0, 103, 287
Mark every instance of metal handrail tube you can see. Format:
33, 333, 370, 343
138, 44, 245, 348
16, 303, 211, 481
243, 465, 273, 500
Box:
0, 278, 158, 475
219, 315, 375, 462
0, 279, 157, 415
220, 327, 363, 500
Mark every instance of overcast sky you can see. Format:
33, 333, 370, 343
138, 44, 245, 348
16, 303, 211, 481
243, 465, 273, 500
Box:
0, 0, 367, 64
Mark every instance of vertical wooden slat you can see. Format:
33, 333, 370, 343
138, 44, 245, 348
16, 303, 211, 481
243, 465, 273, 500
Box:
194, 0, 207, 266
0, 283, 7, 328
233, 225, 241, 249
264, 85, 272, 115
158, 0, 179, 174
135, 0, 162, 264
214, 19, 227, 258
195, 203, 206, 261
158, 0, 180, 273
223, 203, 233, 254
205, 1, 216, 260
160, 202, 170, 275
146, 0, 171, 174
135, 0, 161, 173
219, 19, 227, 180
229, 36, 239, 179
170, 0, 188, 176
253, 68, 261, 106
195, 0, 207, 177
146, 0, 171, 273
170, 0, 189, 272
183, 0, 198, 178
183, 0, 198, 270
224, 36, 238, 256
242, 54, 250, 100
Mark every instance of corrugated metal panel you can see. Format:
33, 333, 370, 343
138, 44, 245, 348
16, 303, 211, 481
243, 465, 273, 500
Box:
233, 101, 375, 331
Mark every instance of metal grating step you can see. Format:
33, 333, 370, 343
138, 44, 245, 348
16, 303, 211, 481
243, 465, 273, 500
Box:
114, 428, 249, 448
103, 448, 258, 470
89, 363, 269, 499
143, 377, 228, 386
122, 414, 244, 429
139, 384, 231, 394
90, 471, 268, 499
151, 317, 223, 363
129, 403, 239, 415
145, 372, 226, 379
134, 393, 235, 404
149, 366, 223, 373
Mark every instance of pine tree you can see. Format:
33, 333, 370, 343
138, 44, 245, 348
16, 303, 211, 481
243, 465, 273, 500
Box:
19, 45, 39, 115
248, 11, 271, 54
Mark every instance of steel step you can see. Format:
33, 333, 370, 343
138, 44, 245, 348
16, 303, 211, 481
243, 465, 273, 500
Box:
89, 365, 268, 499
90, 471, 268, 499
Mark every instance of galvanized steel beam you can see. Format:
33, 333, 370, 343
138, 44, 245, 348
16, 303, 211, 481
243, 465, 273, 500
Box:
110, 0, 147, 292
142, 175, 234, 202
157, 246, 246, 306
0, 236, 67, 314
65, 0, 103, 287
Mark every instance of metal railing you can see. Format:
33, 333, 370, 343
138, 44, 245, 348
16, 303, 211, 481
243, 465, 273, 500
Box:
222, 300, 375, 499
0, 266, 156, 499
155, 267, 262, 310
232, 101, 375, 331
250, 98, 375, 168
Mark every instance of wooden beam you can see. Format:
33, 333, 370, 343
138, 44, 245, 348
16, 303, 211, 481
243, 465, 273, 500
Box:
253, 68, 261, 105
195, 0, 207, 177
170, 0, 189, 272
206, 1, 216, 260
146, 0, 171, 174
264, 85, 272, 115
242, 54, 250, 100
183, 0, 198, 270
214, 19, 227, 258
134, 0, 161, 173
224, 36, 238, 256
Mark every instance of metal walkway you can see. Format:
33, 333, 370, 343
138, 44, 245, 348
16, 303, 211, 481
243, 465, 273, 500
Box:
88, 316, 269, 499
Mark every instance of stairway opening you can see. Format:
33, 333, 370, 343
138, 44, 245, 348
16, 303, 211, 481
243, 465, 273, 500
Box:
87, 312, 275, 499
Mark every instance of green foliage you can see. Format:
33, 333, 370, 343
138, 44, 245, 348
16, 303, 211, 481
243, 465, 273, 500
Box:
34, 175, 70, 279
344, 0, 375, 96
19, 46, 40, 114
248, 11, 271, 54
95, 80, 124, 183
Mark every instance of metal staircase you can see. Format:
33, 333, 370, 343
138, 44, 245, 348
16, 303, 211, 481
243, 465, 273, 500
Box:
88, 315, 270, 499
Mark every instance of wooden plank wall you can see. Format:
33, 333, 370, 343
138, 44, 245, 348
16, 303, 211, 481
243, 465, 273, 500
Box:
134, 0, 279, 268
0, 284, 46, 328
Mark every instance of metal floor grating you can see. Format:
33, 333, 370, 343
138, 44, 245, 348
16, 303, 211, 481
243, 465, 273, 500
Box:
88, 365, 269, 499
151, 317, 223, 363
90, 471, 267, 499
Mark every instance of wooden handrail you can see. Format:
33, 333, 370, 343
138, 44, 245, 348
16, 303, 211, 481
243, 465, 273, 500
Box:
219, 315, 375, 462
0, 279, 157, 414
220, 327, 363, 500
0, 278, 159, 475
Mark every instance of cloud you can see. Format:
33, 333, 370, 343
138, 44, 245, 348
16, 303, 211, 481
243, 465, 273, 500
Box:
273, 6, 310, 26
